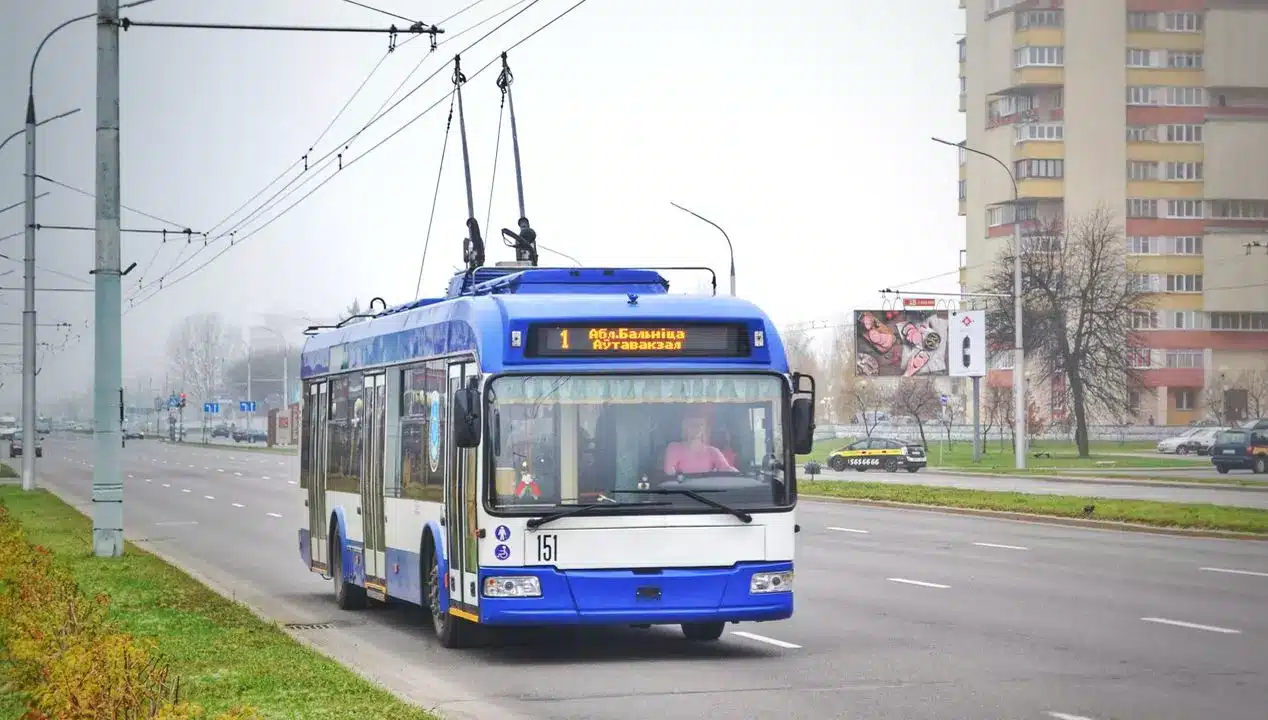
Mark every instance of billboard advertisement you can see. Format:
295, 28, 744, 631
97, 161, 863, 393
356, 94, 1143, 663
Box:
855, 309, 949, 377
947, 309, 987, 378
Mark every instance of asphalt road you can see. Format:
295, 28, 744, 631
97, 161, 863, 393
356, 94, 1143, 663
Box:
21, 436, 1268, 720
811, 468, 1268, 509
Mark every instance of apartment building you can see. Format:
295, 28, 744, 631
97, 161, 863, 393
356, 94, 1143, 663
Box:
957, 0, 1268, 425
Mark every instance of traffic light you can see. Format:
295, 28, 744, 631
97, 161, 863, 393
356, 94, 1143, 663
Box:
179, 392, 187, 409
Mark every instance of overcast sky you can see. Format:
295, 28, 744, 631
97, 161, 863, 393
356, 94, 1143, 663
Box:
0, 0, 965, 410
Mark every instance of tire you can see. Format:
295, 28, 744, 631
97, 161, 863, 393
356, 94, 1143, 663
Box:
906, 466, 920, 473
1177, 446, 1190, 455
681, 622, 726, 641
331, 530, 367, 611
1216, 465, 1230, 475
827, 456, 847, 472
884, 459, 899, 473
1254, 456, 1267, 475
426, 540, 471, 648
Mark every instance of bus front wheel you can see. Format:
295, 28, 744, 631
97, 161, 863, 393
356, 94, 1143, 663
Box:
426, 543, 471, 649
681, 622, 725, 641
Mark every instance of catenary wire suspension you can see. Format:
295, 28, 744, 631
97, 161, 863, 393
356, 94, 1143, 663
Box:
497, 52, 537, 266
453, 55, 485, 272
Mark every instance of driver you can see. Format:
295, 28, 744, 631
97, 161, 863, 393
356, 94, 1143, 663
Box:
663, 411, 737, 475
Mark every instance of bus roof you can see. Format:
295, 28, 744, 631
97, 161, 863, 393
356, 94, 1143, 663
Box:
300, 267, 789, 379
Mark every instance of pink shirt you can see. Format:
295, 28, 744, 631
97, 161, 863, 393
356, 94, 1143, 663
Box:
663, 442, 736, 475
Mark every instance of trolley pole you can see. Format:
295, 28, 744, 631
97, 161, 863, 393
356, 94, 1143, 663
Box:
92, 0, 125, 557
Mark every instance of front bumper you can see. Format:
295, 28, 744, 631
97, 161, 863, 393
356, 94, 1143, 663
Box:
478, 561, 794, 626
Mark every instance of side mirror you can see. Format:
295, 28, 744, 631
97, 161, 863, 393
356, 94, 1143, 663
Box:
791, 397, 815, 455
453, 383, 481, 448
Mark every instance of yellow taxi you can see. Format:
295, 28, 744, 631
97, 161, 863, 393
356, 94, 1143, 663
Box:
826, 437, 926, 473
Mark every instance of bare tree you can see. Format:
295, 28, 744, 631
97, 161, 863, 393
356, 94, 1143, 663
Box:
823, 322, 856, 424
853, 381, 892, 437
782, 327, 825, 380
339, 298, 366, 325
1203, 385, 1227, 425
983, 385, 1014, 449
167, 313, 238, 404
982, 205, 1151, 457
1232, 368, 1268, 420
890, 378, 940, 447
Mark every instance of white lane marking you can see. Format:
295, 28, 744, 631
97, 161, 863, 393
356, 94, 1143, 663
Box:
974, 542, 1029, 551
127, 474, 134, 478
1201, 566, 1268, 578
888, 578, 951, 589
288, 480, 297, 485
1046, 713, 1101, 720
265, 512, 283, 518
161, 483, 171, 488
217, 469, 225, 473
203, 466, 209, 470
204, 495, 215, 500
188, 464, 195, 468
1140, 617, 1241, 634
234, 472, 243, 477
827, 526, 869, 534
181, 488, 191, 493
155, 521, 198, 526
232, 502, 244, 508
730, 631, 801, 649
145, 478, 152, 483
261, 475, 270, 480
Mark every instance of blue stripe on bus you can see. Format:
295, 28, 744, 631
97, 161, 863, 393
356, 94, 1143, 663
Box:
477, 561, 793, 626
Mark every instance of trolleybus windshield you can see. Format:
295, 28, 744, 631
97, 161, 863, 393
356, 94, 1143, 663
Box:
485, 374, 791, 514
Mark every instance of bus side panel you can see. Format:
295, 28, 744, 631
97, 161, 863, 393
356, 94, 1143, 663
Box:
327, 501, 363, 588
383, 498, 441, 605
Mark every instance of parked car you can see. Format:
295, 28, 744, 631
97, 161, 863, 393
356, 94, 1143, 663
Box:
123, 428, 145, 440
1156, 427, 1205, 454
232, 428, 268, 443
826, 437, 927, 473
211, 424, 232, 438
1209, 428, 1268, 475
1178, 427, 1222, 455
9, 432, 42, 458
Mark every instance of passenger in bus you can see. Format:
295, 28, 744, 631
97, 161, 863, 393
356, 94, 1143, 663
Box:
663, 412, 737, 475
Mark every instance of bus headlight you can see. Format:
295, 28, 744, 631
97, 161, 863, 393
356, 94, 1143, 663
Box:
750, 571, 793, 594
483, 576, 542, 598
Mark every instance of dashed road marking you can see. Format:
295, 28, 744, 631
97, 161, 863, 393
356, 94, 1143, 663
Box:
888, 578, 950, 589
204, 495, 215, 500
181, 489, 191, 493
127, 474, 134, 478
145, 478, 152, 483
217, 469, 225, 473
262, 475, 270, 480
265, 512, 283, 518
1046, 713, 1100, 720
731, 631, 801, 649
288, 480, 297, 485
232, 502, 244, 508
234, 472, 243, 477
974, 542, 1029, 551
1140, 617, 1241, 634
1200, 566, 1268, 578
827, 526, 869, 534
161, 483, 171, 488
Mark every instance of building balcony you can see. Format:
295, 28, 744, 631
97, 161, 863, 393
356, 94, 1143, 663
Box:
1016, 177, 1063, 199
1014, 28, 1063, 47
1011, 66, 1063, 88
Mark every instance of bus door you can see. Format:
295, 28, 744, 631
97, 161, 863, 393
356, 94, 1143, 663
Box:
445, 360, 480, 614
307, 381, 329, 572
360, 373, 387, 598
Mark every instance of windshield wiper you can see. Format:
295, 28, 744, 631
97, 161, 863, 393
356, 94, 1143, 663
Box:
526, 500, 671, 530
614, 488, 753, 523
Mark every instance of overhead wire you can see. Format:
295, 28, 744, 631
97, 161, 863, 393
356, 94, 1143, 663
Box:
128, 0, 565, 309
129, 1, 530, 300
416, 92, 458, 297
340, 0, 417, 24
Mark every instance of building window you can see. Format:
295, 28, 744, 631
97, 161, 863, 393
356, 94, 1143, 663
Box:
1165, 162, 1203, 181
988, 94, 1035, 123
1208, 199, 1268, 220
1016, 122, 1064, 142
1129, 389, 1143, 414
1015, 46, 1064, 68
1128, 161, 1159, 181
960, 76, 967, 94
1166, 87, 1206, 107
1176, 390, 1195, 411
1166, 199, 1203, 219
1128, 348, 1153, 369
1016, 10, 1062, 29
1165, 236, 1203, 254
1127, 12, 1158, 31
1127, 236, 1157, 255
1127, 198, 1158, 218
1129, 273, 1162, 292
1166, 350, 1203, 370
1163, 124, 1203, 143
1127, 49, 1158, 68
1127, 86, 1158, 106
1166, 274, 1203, 292
987, 205, 1010, 227
1127, 125, 1157, 142
1211, 312, 1268, 331
1163, 12, 1203, 33
1168, 51, 1203, 69
1015, 159, 1064, 179
1131, 310, 1160, 329
1166, 311, 1206, 330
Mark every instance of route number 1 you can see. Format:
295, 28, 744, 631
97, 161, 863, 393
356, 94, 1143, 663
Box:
536, 533, 557, 563
558, 329, 570, 350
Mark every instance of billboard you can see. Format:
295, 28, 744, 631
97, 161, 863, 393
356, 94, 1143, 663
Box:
948, 309, 987, 378
854, 309, 949, 377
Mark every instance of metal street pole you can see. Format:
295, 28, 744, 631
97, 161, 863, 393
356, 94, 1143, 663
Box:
932, 136, 1026, 469
20, 96, 37, 491
669, 202, 736, 297
92, 0, 124, 557
972, 375, 982, 463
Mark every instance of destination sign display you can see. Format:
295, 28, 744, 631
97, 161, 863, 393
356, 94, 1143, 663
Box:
526, 324, 750, 358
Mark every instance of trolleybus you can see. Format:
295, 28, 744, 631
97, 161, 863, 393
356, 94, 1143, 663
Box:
296, 265, 816, 648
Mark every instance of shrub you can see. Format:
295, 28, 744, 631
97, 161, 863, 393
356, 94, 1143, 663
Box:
0, 500, 259, 719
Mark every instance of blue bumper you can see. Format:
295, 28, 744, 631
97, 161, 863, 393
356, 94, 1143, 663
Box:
478, 561, 793, 626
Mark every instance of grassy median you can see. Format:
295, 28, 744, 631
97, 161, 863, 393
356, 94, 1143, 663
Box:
799, 438, 1204, 474
799, 480, 1268, 535
0, 486, 436, 720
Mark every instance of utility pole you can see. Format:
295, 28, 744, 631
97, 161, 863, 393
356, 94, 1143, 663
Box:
92, 0, 124, 557
20, 94, 37, 491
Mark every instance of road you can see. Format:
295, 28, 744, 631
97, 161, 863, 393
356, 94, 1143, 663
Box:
811, 467, 1268, 509
22, 436, 1268, 720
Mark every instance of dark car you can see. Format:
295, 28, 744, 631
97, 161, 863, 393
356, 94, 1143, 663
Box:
9, 433, 42, 458
826, 437, 926, 473
1209, 428, 1268, 475
1178, 427, 1222, 456
211, 424, 232, 438
232, 428, 268, 443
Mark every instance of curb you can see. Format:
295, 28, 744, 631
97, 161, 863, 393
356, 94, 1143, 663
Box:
926, 469, 1268, 492
800, 493, 1268, 541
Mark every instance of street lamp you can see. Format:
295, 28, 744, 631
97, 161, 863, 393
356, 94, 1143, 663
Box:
669, 202, 736, 297
932, 136, 1027, 470
253, 325, 291, 407
0, 108, 81, 154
